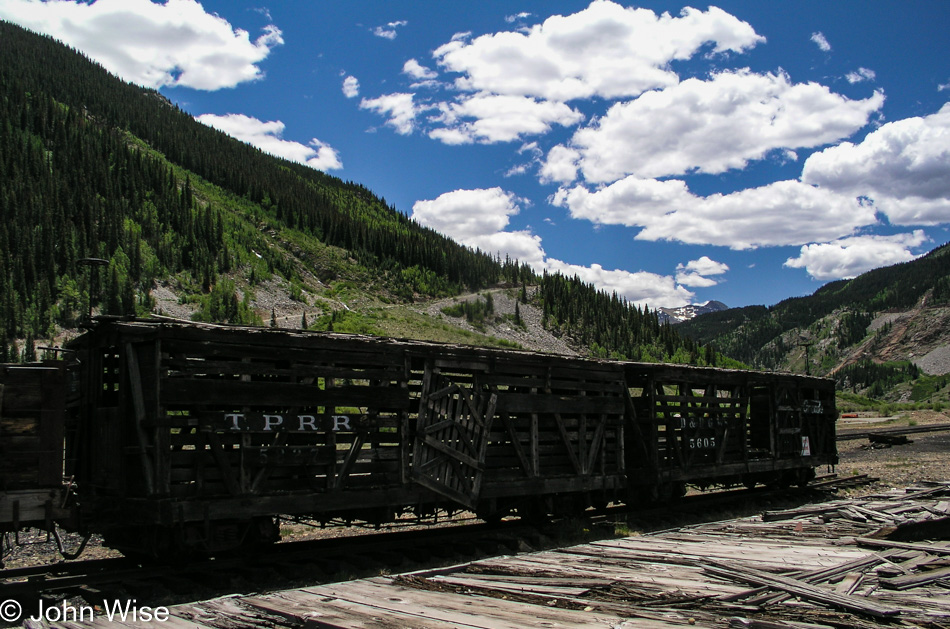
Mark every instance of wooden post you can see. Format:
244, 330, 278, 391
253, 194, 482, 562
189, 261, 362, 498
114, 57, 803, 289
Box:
125, 343, 155, 495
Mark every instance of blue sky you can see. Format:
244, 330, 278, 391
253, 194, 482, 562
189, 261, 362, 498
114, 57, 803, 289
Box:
3, 1, 949, 309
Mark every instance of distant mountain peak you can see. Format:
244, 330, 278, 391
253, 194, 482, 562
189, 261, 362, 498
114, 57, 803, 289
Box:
659, 300, 728, 324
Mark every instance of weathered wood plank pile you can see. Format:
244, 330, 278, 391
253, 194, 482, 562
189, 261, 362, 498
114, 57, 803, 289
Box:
57, 481, 950, 629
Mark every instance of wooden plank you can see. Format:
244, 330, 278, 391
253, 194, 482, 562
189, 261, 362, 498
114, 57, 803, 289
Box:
494, 392, 623, 415
702, 559, 901, 619
855, 537, 950, 556
498, 412, 532, 477
833, 572, 864, 595
51, 605, 220, 629
585, 537, 869, 571
880, 565, 950, 590
174, 596, 305, 629
552, 413, 582, 475
299, 577, 639, 629
429, 574, 592, 597
243, 590, 461, 629
161, 379, 410, 409
126, 344, 156, 495
332, 431, 366, 490
204, 430, 243, 496
451, 573, 614, 588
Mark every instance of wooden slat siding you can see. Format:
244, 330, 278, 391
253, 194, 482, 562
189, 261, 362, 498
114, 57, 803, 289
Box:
161, 379, 411, 409
160, 410, 405, 429
412, 369, 496, 508
479, 373, 622, 393
499, 410, 533, 477
470, 393, 496, 500
553, 413, 583, 475
125, 344, 156, 495
160, 329, 409, 359
530, 407, 540, 477
585, 416, 607, 475
204, 430, 242, 496
412, 352, 626, 505
164, 358, 403, 382
143, 341, 170, 496
333, 431, 366, 490
0, 365, 66, 491
248, 431, 286, 493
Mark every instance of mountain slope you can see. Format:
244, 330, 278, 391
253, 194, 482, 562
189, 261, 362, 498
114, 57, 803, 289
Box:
678, 243, 950, 381
0, 21, 720, 367
659, 300, 728, 324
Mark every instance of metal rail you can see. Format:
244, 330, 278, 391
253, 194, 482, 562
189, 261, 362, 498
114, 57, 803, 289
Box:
836, 421, 950, 441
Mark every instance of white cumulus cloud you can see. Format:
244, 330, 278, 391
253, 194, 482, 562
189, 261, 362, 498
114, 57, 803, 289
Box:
412, 187, 693, 307
196, 114, 342, 171
505, 12, 532, 24
675, 256, 729, 287
846, 67, 876, 84
802, 102, 950, 226
412, 188, 547, 267
434, 1, 763, 102
412, 187, 523, 242
0, 0, 283, 90
372, 20, 408, 40
362, 2, 764, 146
545, 260, 693, 308
342, 75, 360, 98
403, 59, 438, 81
554, 177, 878, 249
784, 231, 930, 280
427, 94, 584, 144
550, 69, 884, 183
810, 32, 831, 51
360, 93, 419, 135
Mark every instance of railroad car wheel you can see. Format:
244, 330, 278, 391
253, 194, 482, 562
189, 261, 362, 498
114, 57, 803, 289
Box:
796, 468, 816, 488
655, 482, 687, 503
476, 498, 510, 524
517, 497, 550, 524
104, 517, 279, 560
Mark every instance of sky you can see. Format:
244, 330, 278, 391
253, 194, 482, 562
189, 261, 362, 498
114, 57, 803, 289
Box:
3, 0, 949, 309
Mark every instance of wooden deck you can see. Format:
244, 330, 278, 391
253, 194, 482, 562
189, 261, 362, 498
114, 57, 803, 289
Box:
55, 482, 950, 628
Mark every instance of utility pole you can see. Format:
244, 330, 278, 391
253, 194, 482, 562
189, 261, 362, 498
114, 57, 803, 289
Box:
78, 257, 108, 325
797, 334, 814, 376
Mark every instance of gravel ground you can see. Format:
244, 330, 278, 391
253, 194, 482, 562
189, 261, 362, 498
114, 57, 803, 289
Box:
417, 287, 578, 356
914, 344, 950, 375
835, 409, 950, 496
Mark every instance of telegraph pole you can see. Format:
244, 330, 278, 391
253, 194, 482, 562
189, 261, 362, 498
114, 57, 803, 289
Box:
797, 334, 814, 376
78, 257, 108, 325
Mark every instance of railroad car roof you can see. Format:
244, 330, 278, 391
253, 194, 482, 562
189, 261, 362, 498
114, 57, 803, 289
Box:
64, 316, 835, 387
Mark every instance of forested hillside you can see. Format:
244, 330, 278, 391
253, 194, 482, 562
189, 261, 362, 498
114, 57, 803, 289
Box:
0, 21, 721, 365
677, 243, 950, 398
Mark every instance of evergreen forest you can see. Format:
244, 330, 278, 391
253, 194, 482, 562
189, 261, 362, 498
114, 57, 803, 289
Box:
678, 244, 950, 369
0, 21, 718, 366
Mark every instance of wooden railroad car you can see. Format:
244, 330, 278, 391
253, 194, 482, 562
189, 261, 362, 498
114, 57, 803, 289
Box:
1, 319, 837, 557
624, 364, 837, 500
0, 362, 75, 533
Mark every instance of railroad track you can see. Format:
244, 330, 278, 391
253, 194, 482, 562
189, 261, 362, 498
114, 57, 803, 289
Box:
1, 475, 871, 621
1, 519, 541, 620
836, 421, 950, 441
